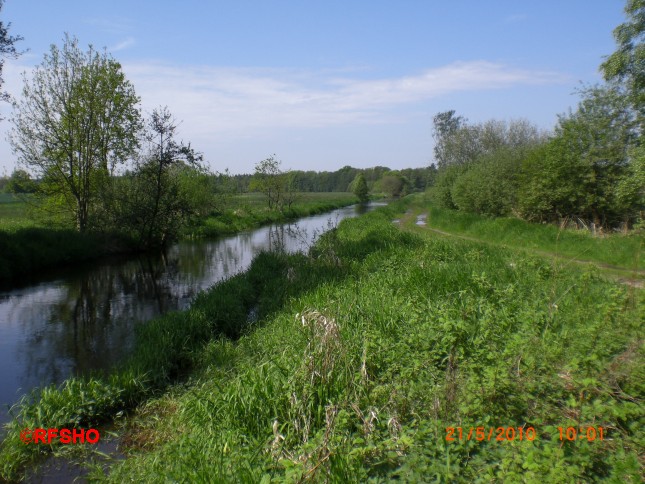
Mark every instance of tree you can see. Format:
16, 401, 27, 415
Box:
6, 168, 37, 194
350, 173, 369, 203
429, 112, 548, 211
114, 107, 207, 248
250, 155, 285, 209
0, 0, 23, 116
519, 85, 639, 228
451, 148, 522, 216
281, 171, 300, 211
380, 173, 408, 198
10, 35, 141, 231
600, 0, 645, 122
432, 110, 466, 167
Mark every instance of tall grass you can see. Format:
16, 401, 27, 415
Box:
412, 193, 643, 270
101, 206, 642, 482
1, 201, 642, 481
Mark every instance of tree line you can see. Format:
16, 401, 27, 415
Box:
221, 164, 434, 196
429, 0, 643, 231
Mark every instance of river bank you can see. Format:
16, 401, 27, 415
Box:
1, 197, 642, 481
0, 193, 359, 286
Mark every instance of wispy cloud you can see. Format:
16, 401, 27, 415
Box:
82, 16, 133, 35
110, 37, 136, 52
123, 60, 568, 139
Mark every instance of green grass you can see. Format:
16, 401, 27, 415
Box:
0, 193, 29, 220
0, 194, 39, 233
405, 193, 644, 272
187, 192, 359, 238
1, 199, 642, 481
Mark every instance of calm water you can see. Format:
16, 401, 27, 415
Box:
0, 202, 382, 424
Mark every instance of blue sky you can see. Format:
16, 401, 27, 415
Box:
0, 1, 627, 175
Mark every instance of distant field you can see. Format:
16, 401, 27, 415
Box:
0, 193, 29, 220
0, 194, 39, 233
227, 191, 357, 209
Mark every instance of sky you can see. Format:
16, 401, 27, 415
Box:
0, 0, 628, 175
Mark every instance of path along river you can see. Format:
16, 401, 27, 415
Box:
0, 202, 384, 424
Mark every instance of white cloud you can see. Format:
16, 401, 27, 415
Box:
110, 37, 136, 52
123, 60, 568, 141
0, 59, 569, 174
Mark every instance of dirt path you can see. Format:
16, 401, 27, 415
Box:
394, 211, 644, 288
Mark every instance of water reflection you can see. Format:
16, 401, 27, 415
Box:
0, 203, 384, 423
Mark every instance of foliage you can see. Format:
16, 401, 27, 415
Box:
432, 112, 543, 169
230, 165, 433, 193
350, 173, 369, 203
5, 169, 37, 194
600, 0, 645, 121
519, 85, 641, 228
451, 148, 520, 216
432, 110, 468, 167
281, 171, 300, 211
378, 173, 409, 199
430, 86, 642, 229
9, 35, 142, 232
250, 155, 303, 212
104, 107, 209, 248
615, 144, 645, 228
250, 155, 285, 210
429, 115, 546, 214
0, 0, 23, 115
427, 163, 465, 209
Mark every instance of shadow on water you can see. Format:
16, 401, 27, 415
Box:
0, 202, 385, 426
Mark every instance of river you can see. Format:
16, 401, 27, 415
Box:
0, 202, 383, 425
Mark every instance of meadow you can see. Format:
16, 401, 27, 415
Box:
0, 196, 642, 481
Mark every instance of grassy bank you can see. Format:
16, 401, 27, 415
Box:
187, 192, 359, 238
1, 199, 642, 481
0, 192, 359, 285
404, 193, 643, 272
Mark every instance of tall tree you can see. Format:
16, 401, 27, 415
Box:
432, 110, 465, 167
10, 35, 141, 231
350, 173, 369, 203
0, 0, 23, 116
600, 0, 645, 123
119, 106, 206, 248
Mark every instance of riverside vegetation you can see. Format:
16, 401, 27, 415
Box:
0, 196, 642, 482
0, 191, 358, 285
